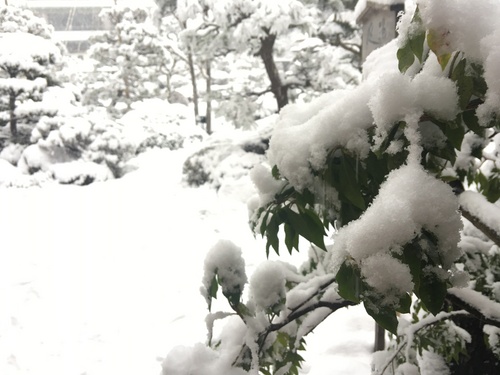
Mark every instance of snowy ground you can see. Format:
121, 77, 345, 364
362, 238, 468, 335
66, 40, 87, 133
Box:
0, 145, 374, 375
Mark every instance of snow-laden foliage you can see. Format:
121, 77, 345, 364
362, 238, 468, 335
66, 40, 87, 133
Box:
0, 97, 207, 187
164, 1, 500, 374
20, 107, 135, 182
182, 120, 272, 190
119, 99, 206, 152
85, 5, 172, 114
0, 7, 61, 142
0, 5, 54, 38
164, 0, 361, 129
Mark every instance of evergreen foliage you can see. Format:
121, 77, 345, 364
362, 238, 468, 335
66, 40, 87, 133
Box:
0, 6, 61, 143
85, 5, 172, 114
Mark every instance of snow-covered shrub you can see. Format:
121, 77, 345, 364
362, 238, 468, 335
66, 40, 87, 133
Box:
23, 109, 136, 182
164, 1, 500, 374
119, 99, 205, 152
182, 123, 271, 189
0, 27, 61, 142
0, 6, 62, 137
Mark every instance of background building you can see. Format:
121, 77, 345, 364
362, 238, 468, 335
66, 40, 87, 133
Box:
20, 0, 162, 53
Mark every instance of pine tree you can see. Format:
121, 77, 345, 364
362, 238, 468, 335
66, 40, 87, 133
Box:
0, 6, 61, 143
86, 5, 172, 114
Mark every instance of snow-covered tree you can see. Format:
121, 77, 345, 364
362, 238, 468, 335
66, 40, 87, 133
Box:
0, 6, 61, 142
157, 0, 361, 133
85, 5, 172, 114
162, 0, 500, 374
0, 5, 54, 38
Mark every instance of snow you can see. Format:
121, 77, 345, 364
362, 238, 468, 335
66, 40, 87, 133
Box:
0, 32, 60, 66
483, 325, 500, 358
327, 163, 462, 287
418, 351, 451, 375
249, 261, 286, 310
268, 82, 375, 190
416, 0, 500, 125
5, 0, 500, 373
459, 191, 500, 237
0, 144, 375, 375
202, 239, 248, 305
449, 287, 500, 322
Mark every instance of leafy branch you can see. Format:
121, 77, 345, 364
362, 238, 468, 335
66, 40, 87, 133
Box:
377, 310, 470, 375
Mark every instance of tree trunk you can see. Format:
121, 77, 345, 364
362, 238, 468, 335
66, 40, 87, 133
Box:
374, 324, 385, 352
187, 50, 199, 125
205, 60, 212, 134
9, 92, 17, 138
259, 33, 288, 111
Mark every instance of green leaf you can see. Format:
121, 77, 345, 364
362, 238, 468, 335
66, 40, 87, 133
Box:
265, 214, 280, 256
272, 165, 281, 180
408, 7, 426, 63
282, 207, 326, 250
224, 289, 241, 309
398, 293, 412, 314
427, 29, 452, 70
336, 261, 362, 303
260, 209, 270, 236
284, 222, 299, 253
397, 42, 415, 73
207, 275, 218, 311
462, 111, 484, 135
209, 275, 219, 299
452, 59, 474, 110
445, 121, 465, 150
297, 188, 315, 207
364, 301, 399, 335
409, 31, 426, 63
471, 63, 488, 98
402, 243, 422, 291
338, 157, 366, 210
418, 271, 447, 315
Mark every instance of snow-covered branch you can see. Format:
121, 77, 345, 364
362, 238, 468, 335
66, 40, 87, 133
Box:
375, 310, 470, 375
447, 288, 500, 329
459, 191, 500, 249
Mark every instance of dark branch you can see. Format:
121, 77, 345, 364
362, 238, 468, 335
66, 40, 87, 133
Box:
268, 299, 355, 334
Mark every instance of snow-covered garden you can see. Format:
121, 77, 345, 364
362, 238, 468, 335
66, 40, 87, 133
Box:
1, 0, 500, 375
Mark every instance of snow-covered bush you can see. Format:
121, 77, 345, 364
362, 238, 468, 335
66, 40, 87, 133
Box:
163, 1, 500, 374
21, 108, 136, 182
0, 7, 61, 142
182, 123, 271, 189
119, 99, 206, 152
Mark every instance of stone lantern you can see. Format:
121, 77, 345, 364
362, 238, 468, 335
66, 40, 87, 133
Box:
356, 1, 405, 62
